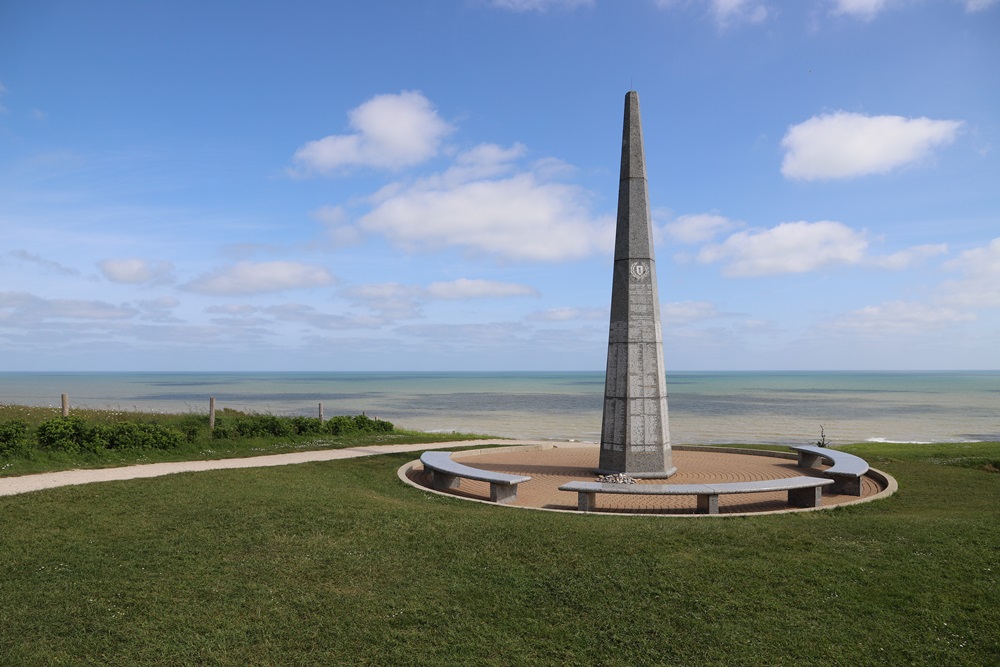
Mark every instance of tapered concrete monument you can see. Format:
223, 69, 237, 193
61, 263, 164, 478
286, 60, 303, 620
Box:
598, 91, 676, 478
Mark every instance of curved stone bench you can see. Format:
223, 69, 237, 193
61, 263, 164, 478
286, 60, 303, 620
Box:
789, 445, 869, 496
420, 451, 531, 504
559, 476, 834, 514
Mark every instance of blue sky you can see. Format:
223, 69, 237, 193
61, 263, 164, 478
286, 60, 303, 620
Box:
1, 0, 998, 371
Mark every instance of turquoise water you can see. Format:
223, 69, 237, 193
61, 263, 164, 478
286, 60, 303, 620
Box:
1, 371, 997, 445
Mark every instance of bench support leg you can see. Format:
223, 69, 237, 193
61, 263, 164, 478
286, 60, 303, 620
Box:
577, 492, 597, 512
788, 486, 823, 508
431, 472, 461, 492
696, 494, 719, 514
829, 475, 862, 496
797, 451, 822, 468
490, 483, 518, 504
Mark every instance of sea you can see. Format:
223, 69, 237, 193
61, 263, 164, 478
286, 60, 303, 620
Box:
1, 371, 997, 446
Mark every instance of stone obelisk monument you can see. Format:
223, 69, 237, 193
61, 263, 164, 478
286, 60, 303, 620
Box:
598, 91, 676, 478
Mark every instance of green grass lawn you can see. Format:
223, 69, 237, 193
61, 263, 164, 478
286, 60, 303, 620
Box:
1, 441, 998, 666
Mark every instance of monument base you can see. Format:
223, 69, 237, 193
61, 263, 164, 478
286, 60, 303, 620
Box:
595, 466, 677, 480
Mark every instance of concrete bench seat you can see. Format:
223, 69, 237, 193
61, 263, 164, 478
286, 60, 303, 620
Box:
420, 451, 531, 504
559, 476, 835, 514
789, 445, 869, 496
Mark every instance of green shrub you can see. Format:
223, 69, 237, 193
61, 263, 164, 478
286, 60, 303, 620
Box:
176, 415, 208, 443
0, 420, 30, 456
99, 422, 183, 450
324, 414, 393, 436
87, 424, 113, 452
212, 413, 293, 440
256, 415, 296, 438
36, 416, 89, 454
290, 416, 324, 435
210, 417, 237, 440
210, 413, 394, 440
324, 415, 355, 436
35, 417, 182, 453
354, 414, 393, 433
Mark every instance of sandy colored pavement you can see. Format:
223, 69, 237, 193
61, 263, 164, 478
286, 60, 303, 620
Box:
0, 439, 546, 498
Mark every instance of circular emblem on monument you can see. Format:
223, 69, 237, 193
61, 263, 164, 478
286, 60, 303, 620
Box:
630, 261, 649, 281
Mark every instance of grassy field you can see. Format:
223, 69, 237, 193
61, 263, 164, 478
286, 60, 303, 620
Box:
0, 439, 997, 666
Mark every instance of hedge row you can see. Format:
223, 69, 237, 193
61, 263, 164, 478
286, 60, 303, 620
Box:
211, 413, 393, 440
0, 412, 395, 457
0, 416, 184, 456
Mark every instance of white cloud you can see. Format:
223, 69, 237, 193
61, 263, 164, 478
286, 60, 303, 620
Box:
663, 301, 724, 324
311, 205, 348, 226
205, 303, 258, 316
341, 278, 539, 321
311, 205, 363, 247
139, 297, 179, 310
710, 0, 769, 27
302, 93, 611, 265
0, 291, 136, 323
940, 237, 1000, 308
532, 156, 576, 180
490, 0, 594, 11
137, 297, 180, 322
834, 300, 975, 334
828, 0, 995, 19
781, 111, 963, 180
99, 258, 174, 284
199, 302, 380, 330
870, 244, 948, 270
291, 91, 453, 174
665, 213, 741, 244
183, 261, 335, 296
425, 278, 539, 300
527, 306, 606, 322
829, 0, 895, 21
358, 172, 613, 262
963, 0, 999, 10
653, 0, 769, 27
263, 304, 377, 330
698, 221, 868, 276
9, 250, 82, 277
441, 143, 528, 184
341, 282, 424, 320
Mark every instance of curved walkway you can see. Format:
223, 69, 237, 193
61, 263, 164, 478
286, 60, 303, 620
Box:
0, 439, 534, 498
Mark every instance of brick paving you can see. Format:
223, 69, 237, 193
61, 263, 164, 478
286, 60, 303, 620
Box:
407, 443, 884, 515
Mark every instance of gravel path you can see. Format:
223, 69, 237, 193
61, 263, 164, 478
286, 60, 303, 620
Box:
0, 439, 548, 497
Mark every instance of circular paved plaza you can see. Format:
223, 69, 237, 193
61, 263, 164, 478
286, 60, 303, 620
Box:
402, 443, 892, 516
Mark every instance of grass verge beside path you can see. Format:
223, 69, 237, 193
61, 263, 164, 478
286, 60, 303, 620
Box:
0, 441, 998, 665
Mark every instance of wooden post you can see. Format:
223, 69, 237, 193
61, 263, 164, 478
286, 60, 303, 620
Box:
61, 393, 69, 417
209, 397, 216, 431
318, 402, 324, 422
